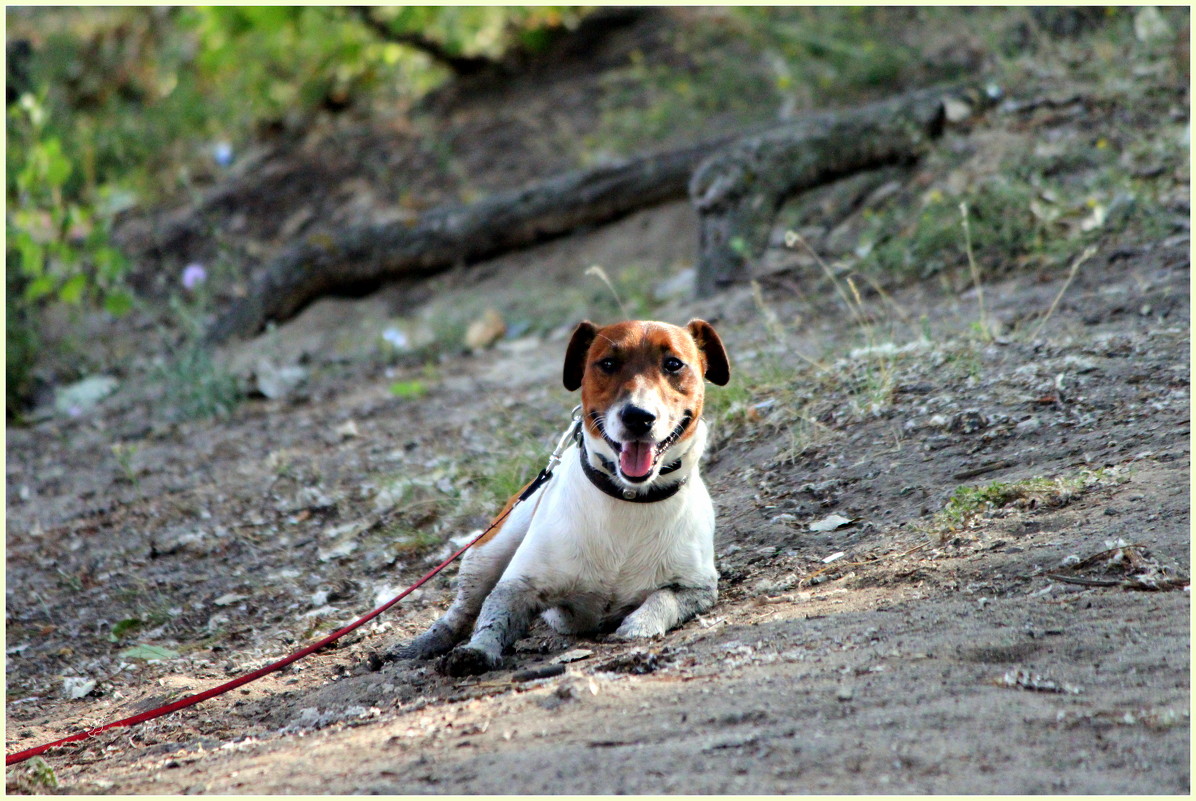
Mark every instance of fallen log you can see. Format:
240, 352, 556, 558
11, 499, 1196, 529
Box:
206, 135, 743, 343
690, 84, 998, 296
207, 83, 993, 342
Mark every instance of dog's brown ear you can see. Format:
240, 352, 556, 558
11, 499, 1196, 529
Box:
563, 320, 598, 391
687, 319, 731, 386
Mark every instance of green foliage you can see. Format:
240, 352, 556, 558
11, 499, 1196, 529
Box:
474, 444, 546, 511
109, 616, 145, 642
6, 92, 133, 414
857, 178, 1046, 280
855, 136, 1176, 285
154, 295, 242, 421
7, 757, 59, 793
155, 338, 242, 422
111, 442, 140, 484
357, 7, 584, 62
389, 380, 428, 399
187, 7, 395, 121
6, 276, 39, 419
593, 7, 941, 155
927, 470, 1117, 539
4, 7, 579, 416
13, 8, 578, 201
387, 526, 445, 557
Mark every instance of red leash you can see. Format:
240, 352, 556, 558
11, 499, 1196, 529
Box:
8, 406, 579, 767
5, 527, 492, 766
6, 468, 555, 766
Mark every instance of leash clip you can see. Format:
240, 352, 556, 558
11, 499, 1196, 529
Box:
518, 406, 583, 503
545, 404, 583, 475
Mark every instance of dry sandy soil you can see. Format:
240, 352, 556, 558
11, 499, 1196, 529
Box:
5, 8, 1191, 795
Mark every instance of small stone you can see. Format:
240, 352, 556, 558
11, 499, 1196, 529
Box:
810, 514, 853, 533
1016, 416, 1042, 434
553, 648, 595, 664
949, 410, 988, 435
464, 309, 506, 350
836, 685, 854, 701
254, 360, 307, 400
334, 420, 360, 440
54, 375, 119, 416
63, 676, 97, 699
943, 97, 973, 123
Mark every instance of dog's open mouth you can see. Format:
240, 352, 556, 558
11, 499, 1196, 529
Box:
605, 412, 693, 483
619, 441, 657, 481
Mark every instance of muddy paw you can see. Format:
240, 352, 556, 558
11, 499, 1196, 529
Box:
387, 627, 459, 662
439, 646, 501, 677
385, 641, 438, 662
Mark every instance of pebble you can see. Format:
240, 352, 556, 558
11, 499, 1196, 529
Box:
1016, 416, 1042, 434
465, 309, 506, 350
553, 648, 594, 664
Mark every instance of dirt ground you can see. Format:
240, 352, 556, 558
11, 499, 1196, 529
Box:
5, 8, 1191, 795
6, 207, 1190, 793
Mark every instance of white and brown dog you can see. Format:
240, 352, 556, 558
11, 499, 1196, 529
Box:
393, 319, 730, 676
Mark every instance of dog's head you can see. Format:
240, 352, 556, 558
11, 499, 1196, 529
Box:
563, 319, 730, 486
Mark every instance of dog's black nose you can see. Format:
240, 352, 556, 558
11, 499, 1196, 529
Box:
621, 406, 656, 437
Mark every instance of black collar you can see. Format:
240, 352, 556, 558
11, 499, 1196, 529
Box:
577, 438, 687, 503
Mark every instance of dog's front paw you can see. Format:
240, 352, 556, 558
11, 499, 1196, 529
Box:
439, 645, 501, 677
612, 616, 666, 641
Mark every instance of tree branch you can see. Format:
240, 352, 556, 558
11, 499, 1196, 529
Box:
348, 7, 496, 77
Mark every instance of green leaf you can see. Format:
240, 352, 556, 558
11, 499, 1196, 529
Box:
389, 380, 427, 398
103, 290, 134, 317
119, 644, 179, 661
241, 6, 299, 29
109, 617, 143, 642
95, 246, 129, 283
41, 138, 72, 188
17, 235, 44, 277
24, 275, 55, 301
58, 273, 88, 305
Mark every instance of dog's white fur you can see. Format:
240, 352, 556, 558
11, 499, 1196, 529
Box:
393, 319, 726, 676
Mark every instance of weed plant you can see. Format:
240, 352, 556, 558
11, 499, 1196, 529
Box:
153, 287, 241, 421
925, 469, 1122, 541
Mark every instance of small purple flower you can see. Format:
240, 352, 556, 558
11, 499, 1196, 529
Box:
182, 263, 207, 291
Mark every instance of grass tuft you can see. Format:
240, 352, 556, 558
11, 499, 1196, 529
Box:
924, 469, 1123, 541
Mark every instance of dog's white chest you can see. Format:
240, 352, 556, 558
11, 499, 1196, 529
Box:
505, 448, 717, 607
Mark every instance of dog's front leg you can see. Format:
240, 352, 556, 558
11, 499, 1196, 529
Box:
613, 582, 718, 640
439, 578, 544, 676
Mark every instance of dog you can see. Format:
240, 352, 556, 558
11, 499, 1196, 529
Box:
392, 318, 730, 676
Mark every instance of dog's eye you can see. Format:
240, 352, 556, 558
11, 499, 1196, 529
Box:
597, 358, 619, 374
663, 356, 684, 373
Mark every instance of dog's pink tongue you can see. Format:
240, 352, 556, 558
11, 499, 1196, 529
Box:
620, 441, 655, 478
